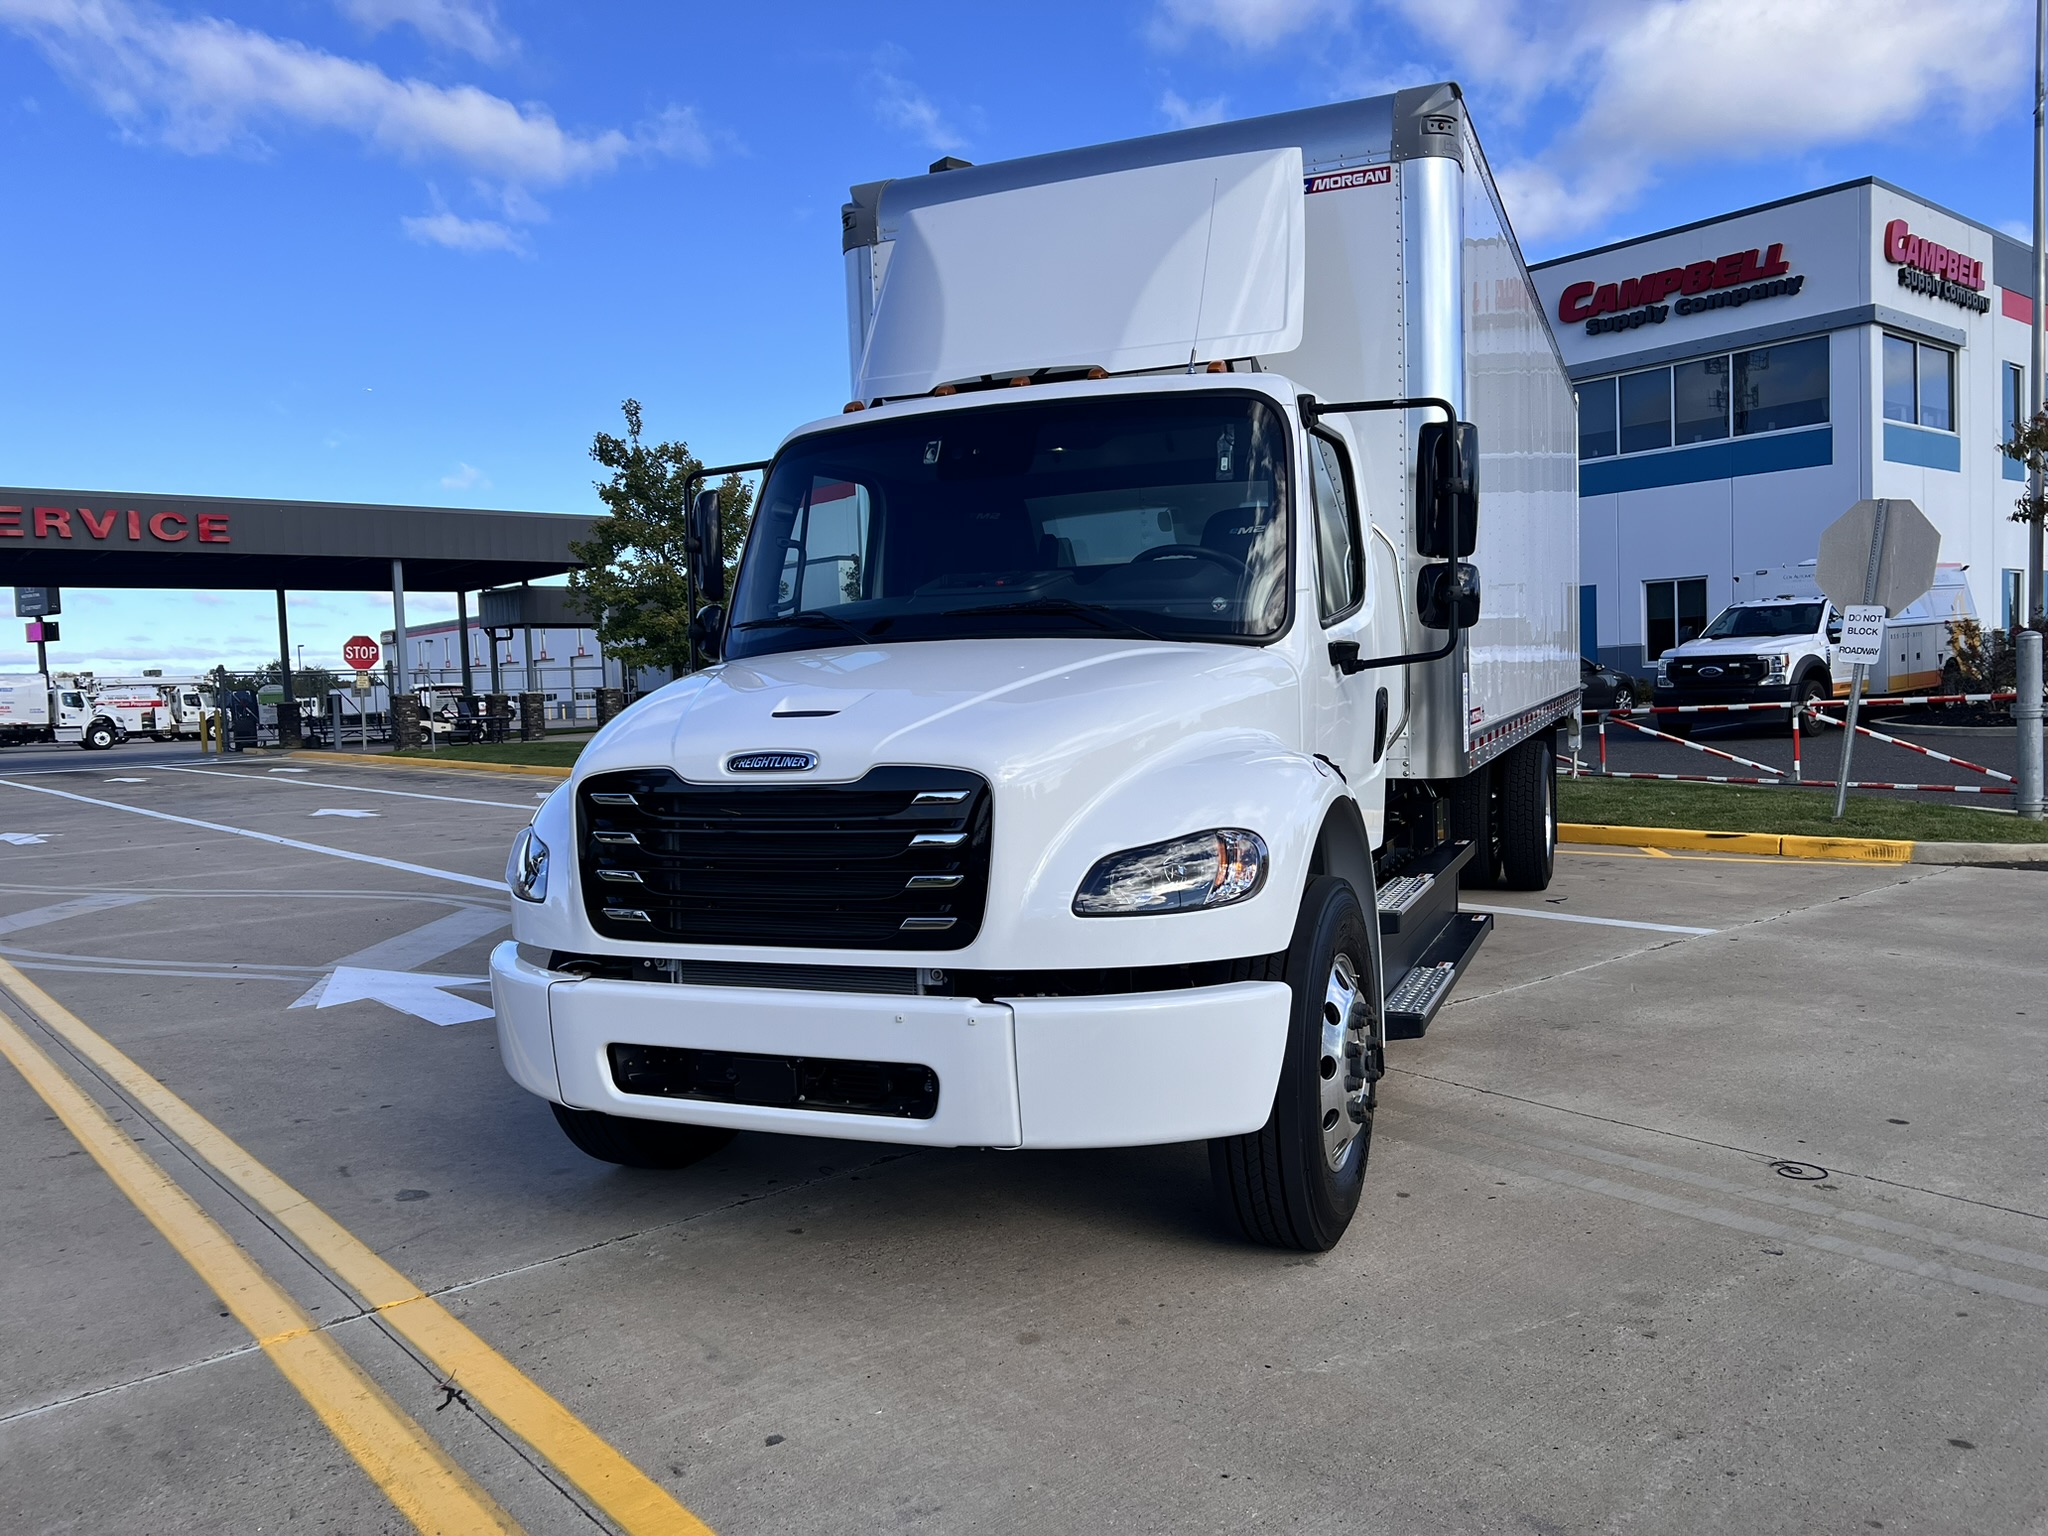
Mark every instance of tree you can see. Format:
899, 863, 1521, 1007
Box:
570, 399, 754, 679
2000, 407, 2048, 532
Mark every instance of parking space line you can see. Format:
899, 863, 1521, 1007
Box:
0, 956, 716, 1536
1463, 903, 1717, 936
0, 1006, 521, 1535
0, 778, 504, 891
161, 765, 540, 812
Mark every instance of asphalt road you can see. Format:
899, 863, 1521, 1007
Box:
1, 747, 2042, 1534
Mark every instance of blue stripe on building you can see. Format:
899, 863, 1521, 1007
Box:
1882, 422, 1962, 471
1579, 426, 1833, 496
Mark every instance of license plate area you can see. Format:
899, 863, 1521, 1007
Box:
608, 1042, 939, 1119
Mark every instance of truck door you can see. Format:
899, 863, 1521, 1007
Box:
1305, 430, 1378, 777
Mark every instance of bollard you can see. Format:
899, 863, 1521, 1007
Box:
391, 695, 425, 752
595, 687, 626, 726
483, 692, 512, 743
517, 691, 546, 742
2019, 628, 2044, 820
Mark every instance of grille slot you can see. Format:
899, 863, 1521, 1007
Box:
609, 1042, 939, 1118
578, 766, 992, 949
1668, 656, 1769, 688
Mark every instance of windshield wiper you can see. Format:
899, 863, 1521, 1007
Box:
938, 597, 1166, 642
731, 609, 876, 646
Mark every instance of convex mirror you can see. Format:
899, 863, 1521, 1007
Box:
1416, 421, 1479, 558
686, 488, 724, 602
1416, 561, 1481, 630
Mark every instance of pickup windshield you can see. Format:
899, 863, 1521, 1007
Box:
724, 392, 1291, 659
1700, 602, 1824, 639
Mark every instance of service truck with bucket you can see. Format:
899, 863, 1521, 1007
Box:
492, 86, 1579, 1250
0, 675, 127, 749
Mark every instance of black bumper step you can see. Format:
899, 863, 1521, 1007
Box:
1384, 911, 1492, 1040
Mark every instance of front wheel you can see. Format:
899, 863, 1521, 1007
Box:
1794, 673, 1832, 734
1209, 876, 1378, 1252
82, 722, 116, 750
549, 1103, 736, 1170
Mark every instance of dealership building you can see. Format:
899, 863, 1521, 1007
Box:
1531, 178, 2037, 675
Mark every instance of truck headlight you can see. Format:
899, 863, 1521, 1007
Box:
506, 826, 549, 903
1766, 653, 1789, 679
1073, 829, 1267, 916
1655, 659, 1671, 688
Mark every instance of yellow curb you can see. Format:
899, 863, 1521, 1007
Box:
1559, 822, 1912, 864
291, 751, 572, 780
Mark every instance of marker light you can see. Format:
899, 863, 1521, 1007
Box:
506, 826, 549, 903
1073, 829, 1267, 916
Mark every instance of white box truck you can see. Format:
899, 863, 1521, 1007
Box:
0, 675, 125, 749
491, 85, 1579, 1249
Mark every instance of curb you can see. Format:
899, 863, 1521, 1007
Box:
292, 751, 572, 781
1561, 822, 2048, 866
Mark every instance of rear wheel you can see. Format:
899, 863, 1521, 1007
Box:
1448, 766, 1501, 888
1209, 876, 1378, 1252
1497, 734, 1556, 890
549, 1103, 736, 1170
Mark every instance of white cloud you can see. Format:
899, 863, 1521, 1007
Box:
2001, 217, 2034, 242
869, 54, 964, 154
1150, 0, 1352, 51
440, 460, 489, 489
337, 0, 509, 63
402, 209, 525, 253
1377, 0, 2028, 244
1160, 89, 1230, 129
0, 0, 707, 185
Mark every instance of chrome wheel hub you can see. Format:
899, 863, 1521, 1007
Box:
1316, 951, 1372, 1170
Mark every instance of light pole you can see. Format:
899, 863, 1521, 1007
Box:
2033, 0, 2045, 626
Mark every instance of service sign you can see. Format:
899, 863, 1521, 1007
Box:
1836, 606, 1886, 667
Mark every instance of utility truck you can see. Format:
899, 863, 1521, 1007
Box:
492, 86, 1579, 1250
93, 678, 214, 741
0, 675, 126, 749
1657, 561, 1977, 729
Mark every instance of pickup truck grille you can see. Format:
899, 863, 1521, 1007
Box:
577, 767, 992, 950
1665, 656, 1770, 688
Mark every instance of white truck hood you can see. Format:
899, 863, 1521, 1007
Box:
577, 637, 1299, 789
1665, 634, 1812, 660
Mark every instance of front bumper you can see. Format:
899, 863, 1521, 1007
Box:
489, 942, 1290, 1150
1654, 681, 1794, 708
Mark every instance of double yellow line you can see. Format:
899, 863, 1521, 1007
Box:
0, 957, 713, 1535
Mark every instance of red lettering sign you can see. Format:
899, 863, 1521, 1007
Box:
33, 507, 71, 539
197, 514, 230, 543
0, 507, 19, 539
1558, 280, 1597, 323
79, 508, 116, 540
1557, 242, 1796, 324
1883, 218, 1986, 290
148, 511, 189, 542
127, 509, 142, 541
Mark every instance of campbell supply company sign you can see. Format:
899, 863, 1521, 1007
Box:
1556, 242, 1805, 337
1883, 220, 1990, 314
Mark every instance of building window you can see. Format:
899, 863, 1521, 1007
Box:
1733, 337, 1829, 435
2005, 363, 2028, 481
1578, 377, 1617, 459
1619, 368, 1672, 454
2006, 569, 2026, 631
1574, 337, 1827, 461
1645, 577, 1708, 660
1883, 334, 1955, 430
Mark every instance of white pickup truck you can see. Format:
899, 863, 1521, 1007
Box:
492, 85, 1579, 1250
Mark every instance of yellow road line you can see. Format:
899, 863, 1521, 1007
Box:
0, 957, 713, 1536
0, 1007, 518, 1535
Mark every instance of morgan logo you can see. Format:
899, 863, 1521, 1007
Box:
727, 750, 818, 773
1305, 165, 1390, 194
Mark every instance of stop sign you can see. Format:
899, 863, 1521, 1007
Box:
342, 635, 381, 671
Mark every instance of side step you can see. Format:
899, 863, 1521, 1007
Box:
1382, 911, 1492, 1040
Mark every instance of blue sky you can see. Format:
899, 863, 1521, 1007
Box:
0, 0, 2032, 675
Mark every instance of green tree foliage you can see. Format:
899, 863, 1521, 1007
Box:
1999, 407, 2048, 529
570, 399, 754, 678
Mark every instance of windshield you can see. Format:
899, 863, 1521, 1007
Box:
724, 393, 1291, 659
1700, 602, 1824, 639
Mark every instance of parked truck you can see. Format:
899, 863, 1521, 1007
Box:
491, 85, 1580, 1250
0, 675, 126, 749
93, 678, 214, 741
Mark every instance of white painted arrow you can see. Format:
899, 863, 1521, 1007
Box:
107, 777, 148, 784
0, 832, 48, 845
268, 768, 309, 774
310, 808, 379, 818
300, 966, 491, 1026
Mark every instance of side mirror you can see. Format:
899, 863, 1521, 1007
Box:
686, 487, 724, 602
1416, 561, 1481, 631
690, 603, 725, 664
1415, 421, 1479, 558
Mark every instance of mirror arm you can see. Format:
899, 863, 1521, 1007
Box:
1297, 393, 1457, 431
681, 458, 775, 504
1330, 625, 1460, 675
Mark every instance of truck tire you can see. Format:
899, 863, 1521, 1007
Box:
1208, 876, 1376, 1252
1496, 734, 1556, 890
82, 722, 116, 750
549, 1103, 736, 1170
1793, 671, 1832, 734
1448, 766, 1501, 888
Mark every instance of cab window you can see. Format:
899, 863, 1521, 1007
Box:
1308, 432, 1364, 622
61, 692, 84, 709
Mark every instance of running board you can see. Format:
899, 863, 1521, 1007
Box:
1383, 911, 1492, 1040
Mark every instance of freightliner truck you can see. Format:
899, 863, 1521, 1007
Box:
492, 85, 1579, 1250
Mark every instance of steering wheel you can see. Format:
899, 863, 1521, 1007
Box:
1130, 543, 1246, 575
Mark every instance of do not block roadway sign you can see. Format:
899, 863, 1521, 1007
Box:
1835, 604, 1886, 666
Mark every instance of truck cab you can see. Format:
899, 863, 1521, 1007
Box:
491, 86, 1579, 1251
1654, 594, 1837, 730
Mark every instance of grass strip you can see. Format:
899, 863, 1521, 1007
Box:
382, 738, 589, 767
1558, 775, 2048, 843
